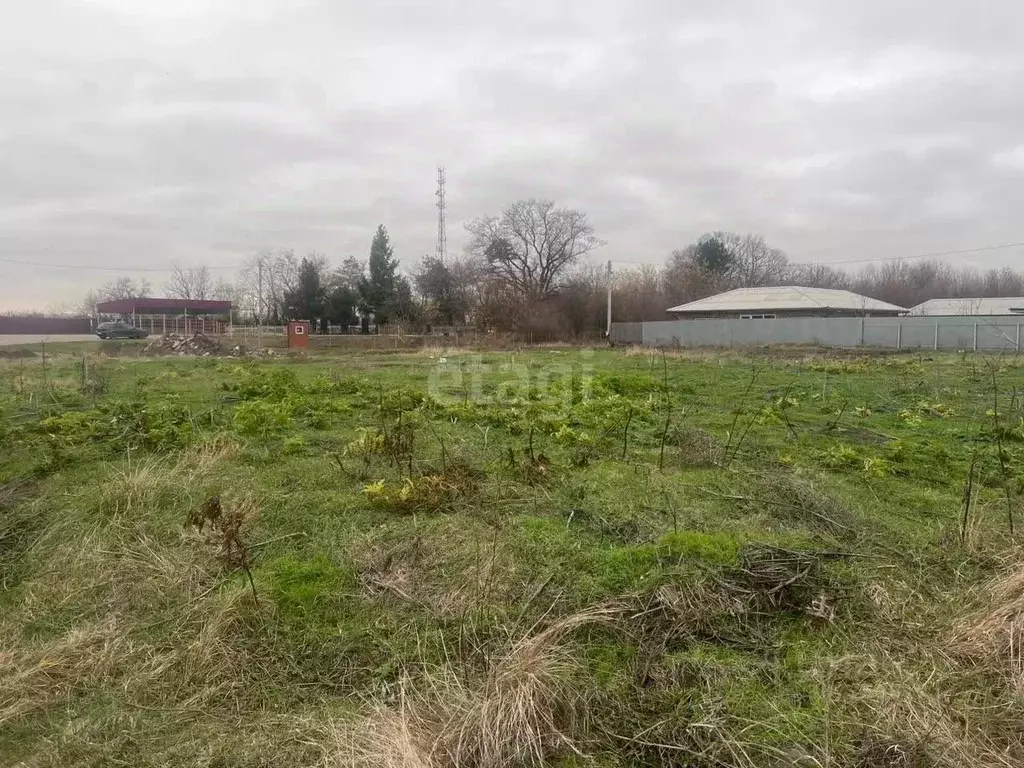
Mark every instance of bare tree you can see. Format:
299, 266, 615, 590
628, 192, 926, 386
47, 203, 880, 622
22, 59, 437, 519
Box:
786, 262, 849, 289
615, 264, 667, 322
78, 277, 152, 315
212, 279, 235, 302
445, 256, 487, 324
234, 250, 300, 323
164, 262, 214, 300
465, 199, 603, 302
718, 232, 789, 287
663, 244, 732, 306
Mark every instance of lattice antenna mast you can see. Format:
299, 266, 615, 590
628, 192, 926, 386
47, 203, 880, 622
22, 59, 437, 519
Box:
435, 166, 447, 264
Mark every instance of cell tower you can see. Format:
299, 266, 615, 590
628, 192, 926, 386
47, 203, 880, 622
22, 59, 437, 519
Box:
435, 165, 447, 264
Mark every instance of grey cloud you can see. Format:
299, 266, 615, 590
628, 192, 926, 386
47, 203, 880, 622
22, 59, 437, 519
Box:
2, 0, 1024, 310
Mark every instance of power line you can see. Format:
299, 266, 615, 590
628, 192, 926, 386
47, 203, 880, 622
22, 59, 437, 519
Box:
799, 240, 1024, 267
607, 240, 1024, 270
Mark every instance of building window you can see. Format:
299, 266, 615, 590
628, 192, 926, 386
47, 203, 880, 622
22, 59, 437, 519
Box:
739, 314, 776, 320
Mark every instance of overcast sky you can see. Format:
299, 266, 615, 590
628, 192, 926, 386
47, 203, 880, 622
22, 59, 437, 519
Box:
2, 0, 1024, 310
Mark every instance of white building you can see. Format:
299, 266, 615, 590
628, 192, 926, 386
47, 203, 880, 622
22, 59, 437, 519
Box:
910, 297, 1024, 316
666, 286, 906, 320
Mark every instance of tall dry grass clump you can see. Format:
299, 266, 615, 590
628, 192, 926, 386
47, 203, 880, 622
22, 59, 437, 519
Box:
819, 648, 1024, 768
338, 607, 618, 768
340, 697, 437, 768
96, 439, 240, 519
948, 553, 1024, 694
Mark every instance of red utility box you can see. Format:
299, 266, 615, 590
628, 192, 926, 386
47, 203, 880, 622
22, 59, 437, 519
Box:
287, 320, 311, 348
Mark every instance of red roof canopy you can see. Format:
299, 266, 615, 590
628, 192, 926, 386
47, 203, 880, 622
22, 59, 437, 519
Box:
95, 298, 232, 315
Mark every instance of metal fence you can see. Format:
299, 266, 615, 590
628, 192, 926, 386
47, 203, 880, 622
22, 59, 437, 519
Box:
612, 316, 1024, 352
133, 316, 228, 335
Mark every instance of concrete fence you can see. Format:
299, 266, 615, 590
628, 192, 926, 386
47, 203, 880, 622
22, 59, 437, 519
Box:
611, 316, 1024, 352
0, 316, 92, 335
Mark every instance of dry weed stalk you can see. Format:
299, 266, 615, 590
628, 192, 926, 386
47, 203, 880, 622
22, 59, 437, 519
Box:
188, 496, 260, 606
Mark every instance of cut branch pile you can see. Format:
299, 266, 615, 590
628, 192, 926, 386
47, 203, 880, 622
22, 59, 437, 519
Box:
726, 544, 841, 620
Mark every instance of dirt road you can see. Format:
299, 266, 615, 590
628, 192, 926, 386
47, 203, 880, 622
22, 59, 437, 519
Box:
0, 334, 97, 347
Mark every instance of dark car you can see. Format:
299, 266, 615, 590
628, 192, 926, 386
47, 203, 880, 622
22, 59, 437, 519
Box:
95, 321, 149, 340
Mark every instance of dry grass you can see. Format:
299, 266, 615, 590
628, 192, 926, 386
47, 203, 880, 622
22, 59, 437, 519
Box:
668, 426, 723, 468
948, 551, 1024, 694
0, 619, 129, 725
335, 698, 437, 768
0, 547, 252, 727
95, 439, 238, 519
745, 470, 857, 539
0, 440, 259, 733
338, 606, 619, 768
819, 649, 1024, 768
352, 518, 518, 617
802, 556, 1024, 768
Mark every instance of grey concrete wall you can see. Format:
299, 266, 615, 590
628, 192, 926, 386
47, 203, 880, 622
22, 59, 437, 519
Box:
611, 316, 1024, 351
610, 322, 643, 344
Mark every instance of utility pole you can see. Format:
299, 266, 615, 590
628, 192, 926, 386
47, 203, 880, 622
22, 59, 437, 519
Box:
606, 260, 613, 339
257, 258, 263, 350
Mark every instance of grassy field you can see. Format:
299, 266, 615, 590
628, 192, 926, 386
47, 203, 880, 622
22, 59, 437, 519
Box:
2, 342, 1023, 767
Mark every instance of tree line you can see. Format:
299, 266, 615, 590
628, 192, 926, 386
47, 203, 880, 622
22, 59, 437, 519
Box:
78, 199, 1024, 337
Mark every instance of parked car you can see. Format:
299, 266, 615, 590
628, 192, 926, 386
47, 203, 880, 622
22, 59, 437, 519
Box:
95, 321, 149, 340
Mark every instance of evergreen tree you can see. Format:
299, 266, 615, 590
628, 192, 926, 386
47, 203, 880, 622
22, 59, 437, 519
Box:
285, 257, 326, 323
385, 275, 418, 323
359, 225, 399, 328
693, 235, 734, 274
414, 256, 464, 324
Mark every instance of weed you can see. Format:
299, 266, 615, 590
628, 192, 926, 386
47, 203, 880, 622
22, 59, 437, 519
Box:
283, 435, 308, 455
823, 443, 861, 470
363, 462, 479, 514
345, 426, 387, 465
187, 496, 260, 606
863, 456, 895, 478
233, 400, 292, 437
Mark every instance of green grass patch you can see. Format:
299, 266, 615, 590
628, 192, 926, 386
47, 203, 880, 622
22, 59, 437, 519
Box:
2, 346, 1023, 766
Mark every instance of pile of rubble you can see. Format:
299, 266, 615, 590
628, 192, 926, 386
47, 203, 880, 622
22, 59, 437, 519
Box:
143, 333, 226, 357
142, 333, 282, 358
231, 345, 277, 358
